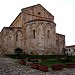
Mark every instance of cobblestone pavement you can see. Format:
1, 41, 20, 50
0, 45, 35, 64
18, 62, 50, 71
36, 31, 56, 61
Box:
0, 57, 75, 75
0, 63, 75, 75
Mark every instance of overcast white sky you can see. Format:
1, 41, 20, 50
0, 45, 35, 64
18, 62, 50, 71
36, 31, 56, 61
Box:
0, 0, 75, 46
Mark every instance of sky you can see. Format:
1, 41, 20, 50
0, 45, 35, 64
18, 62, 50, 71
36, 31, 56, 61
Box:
0, 0, 75, 46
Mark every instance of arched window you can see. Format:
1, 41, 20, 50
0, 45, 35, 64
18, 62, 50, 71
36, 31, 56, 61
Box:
33, 30, 35, 38
16, 34, 18, 41
47, 30, 50, 39
16, 30, 22, 48
16, 30, 22, 41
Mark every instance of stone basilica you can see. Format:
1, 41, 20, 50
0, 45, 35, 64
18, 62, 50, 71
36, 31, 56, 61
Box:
0, 4, 65, 55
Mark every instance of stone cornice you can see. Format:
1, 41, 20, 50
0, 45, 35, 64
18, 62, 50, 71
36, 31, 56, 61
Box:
24, 19, 56, 25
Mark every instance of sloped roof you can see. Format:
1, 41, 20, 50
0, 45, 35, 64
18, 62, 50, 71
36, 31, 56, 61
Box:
21, 4, 54, 17
66, 45, 75, 48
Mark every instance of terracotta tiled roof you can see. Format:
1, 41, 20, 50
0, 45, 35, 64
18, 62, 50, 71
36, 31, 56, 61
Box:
66, 45, 75, 48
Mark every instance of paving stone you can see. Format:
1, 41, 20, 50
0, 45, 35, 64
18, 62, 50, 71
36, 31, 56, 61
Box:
0, 57, 75, 75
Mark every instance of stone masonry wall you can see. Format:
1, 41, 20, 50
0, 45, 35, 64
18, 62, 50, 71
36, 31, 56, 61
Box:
56, 33, 65, 54
21, 4, 54, 25
0, 4, 65, 55
23, 20, 56, 55
1, 27, 25, 55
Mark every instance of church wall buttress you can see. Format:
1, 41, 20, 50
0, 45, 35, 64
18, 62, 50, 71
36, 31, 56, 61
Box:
56, 33, 65, 54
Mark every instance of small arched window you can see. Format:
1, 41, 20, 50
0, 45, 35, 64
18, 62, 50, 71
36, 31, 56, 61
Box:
47, 30, 50, 39
16, 30, 22, 41
33, 30, 35, 38
38, 12, 40, 15
16, 34, 18, 41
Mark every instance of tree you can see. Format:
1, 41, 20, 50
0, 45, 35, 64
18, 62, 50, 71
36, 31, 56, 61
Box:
15, 48, 23, 55
62, 48, 67, 55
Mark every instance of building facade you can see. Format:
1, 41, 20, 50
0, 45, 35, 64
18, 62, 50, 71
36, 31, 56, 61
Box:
0, 4, 65, 55
66, 45, 75, 55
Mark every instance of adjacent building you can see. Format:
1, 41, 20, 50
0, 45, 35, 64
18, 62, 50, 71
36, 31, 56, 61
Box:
66, 45, 75, 55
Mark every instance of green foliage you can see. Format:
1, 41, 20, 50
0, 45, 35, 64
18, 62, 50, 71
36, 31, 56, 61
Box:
62, 48, 67, 55
40, 59, 63, 67
40, 58, 75, 68
60, 55, 73, 63
5, 54, 29, 59
5, 54, 75, 68
5, 54, 66, 59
